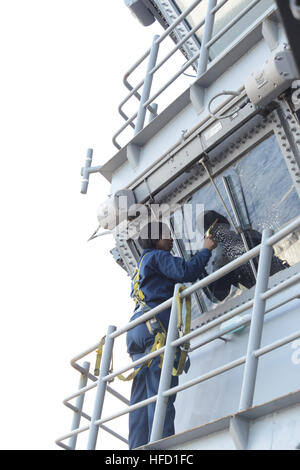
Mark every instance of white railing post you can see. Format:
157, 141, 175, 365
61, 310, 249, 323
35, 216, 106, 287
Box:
196, 0, 217, 79
239, 228, 273, 411
134, 35, 160, 135
87, 325, 116, 450
69, 361, 90, 450
190, 0, 217, 112
150, 284, 182, 443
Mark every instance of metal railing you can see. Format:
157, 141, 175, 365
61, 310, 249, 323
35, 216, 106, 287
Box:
56, 214, 300, 450
113, 0, 276, 149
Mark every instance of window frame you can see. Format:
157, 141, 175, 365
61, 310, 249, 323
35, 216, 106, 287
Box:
124, 101, 300, 320
159, 103, 300, 319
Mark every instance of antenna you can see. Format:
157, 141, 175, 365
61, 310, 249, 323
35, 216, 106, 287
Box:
80, 148, 102, 194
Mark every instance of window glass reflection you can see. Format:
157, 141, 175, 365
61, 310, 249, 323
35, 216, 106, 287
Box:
172, 134, 300, 317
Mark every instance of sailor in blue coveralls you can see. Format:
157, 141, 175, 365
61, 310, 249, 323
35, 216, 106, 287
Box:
126, 221, 216, 449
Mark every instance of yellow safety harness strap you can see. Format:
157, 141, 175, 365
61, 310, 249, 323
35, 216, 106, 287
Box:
145, 315, 166, 335
94, 336, 106, 376
94, 288, 191, 380
94, 331, 166, 381
172, 285, 191, 376
132, 253, 150, 307
117, 331, 166, 381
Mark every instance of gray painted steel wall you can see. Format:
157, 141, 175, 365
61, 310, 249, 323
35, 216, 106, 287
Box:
174, 279, 300, 435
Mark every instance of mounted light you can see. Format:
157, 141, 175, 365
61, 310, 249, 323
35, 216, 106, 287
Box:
245, 45, 299, 108
124, 0, 155, 26
96, 189, 136, 231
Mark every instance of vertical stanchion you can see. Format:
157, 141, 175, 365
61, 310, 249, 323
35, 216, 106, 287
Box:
134, 35, 160, 135
69, 361, 90, 450
239, 229, 273, 411
196, 0, 217, 79
87, 325, 116, 450
150, 284, 182, 443
190, 0, 217, 112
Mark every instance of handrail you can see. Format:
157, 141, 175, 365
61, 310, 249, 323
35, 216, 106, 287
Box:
105, 265, 300, 385
56, 214, 300, 449
118, 0, 205, 132
151, 0, 228, 78
205, 0, 261, 49
121, 0, 204, 93
113, 0, 276, 149
110, 243, 261, 340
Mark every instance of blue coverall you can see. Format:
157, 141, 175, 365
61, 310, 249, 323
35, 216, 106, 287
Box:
126, 247, 211, 449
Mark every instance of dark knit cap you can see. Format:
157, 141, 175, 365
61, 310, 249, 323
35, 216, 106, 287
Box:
204, 210, 230, 232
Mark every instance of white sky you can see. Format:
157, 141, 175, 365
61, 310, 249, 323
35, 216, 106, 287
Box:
0, 0, 165, 450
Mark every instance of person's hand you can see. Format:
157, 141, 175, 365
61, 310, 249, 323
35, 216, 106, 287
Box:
203, 235, 217, 251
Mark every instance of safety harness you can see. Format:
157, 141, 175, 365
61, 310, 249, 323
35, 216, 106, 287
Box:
132, 252, 149, 308
94, 254, 191, 380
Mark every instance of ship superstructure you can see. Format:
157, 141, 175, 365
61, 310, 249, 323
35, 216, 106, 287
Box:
57, 0, 300, 450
